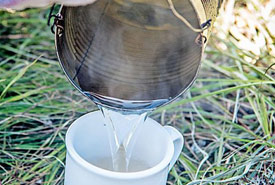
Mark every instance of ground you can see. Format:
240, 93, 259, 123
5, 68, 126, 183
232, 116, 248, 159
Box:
0, 0, 275, 184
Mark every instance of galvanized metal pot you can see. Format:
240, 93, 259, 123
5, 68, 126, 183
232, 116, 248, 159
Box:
55, 0, 222, 111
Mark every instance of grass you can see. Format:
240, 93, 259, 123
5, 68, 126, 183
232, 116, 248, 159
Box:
0, 0, 275, 184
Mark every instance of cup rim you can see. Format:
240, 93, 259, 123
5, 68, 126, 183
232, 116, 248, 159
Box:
66, 111, 174, 180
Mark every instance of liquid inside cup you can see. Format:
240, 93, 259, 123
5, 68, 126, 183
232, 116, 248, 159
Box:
89, 156, 151, 172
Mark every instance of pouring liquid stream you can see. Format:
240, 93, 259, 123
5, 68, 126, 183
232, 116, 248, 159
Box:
99, 106, 149, 172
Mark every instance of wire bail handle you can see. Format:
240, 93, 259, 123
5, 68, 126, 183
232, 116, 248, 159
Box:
48, 1, 212, 45
48, 4, 64, 37
167, 0, 212, 47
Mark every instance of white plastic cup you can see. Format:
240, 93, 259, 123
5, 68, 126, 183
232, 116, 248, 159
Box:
65, 111, 183, 185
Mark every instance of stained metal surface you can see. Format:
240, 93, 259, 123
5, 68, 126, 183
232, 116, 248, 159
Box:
55, 0, 222, 111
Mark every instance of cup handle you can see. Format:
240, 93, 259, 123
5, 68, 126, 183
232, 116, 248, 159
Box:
164, 126, 184, 171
